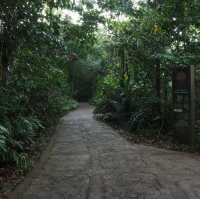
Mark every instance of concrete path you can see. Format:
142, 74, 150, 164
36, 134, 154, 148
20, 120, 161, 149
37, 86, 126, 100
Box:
10, 104, 200, 199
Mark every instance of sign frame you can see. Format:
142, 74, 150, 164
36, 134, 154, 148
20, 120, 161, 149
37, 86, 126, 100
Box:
172, 65, 195, 145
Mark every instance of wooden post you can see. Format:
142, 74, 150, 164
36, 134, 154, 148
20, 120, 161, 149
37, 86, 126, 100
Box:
190, 65, 195, 146
1, 43, 9, 84
0, 51, 2, 81
155, 60, 161, 114
120, 46, 125, 88
155, 62, 161, 98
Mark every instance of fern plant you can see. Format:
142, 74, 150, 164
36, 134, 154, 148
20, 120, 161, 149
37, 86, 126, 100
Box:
0, 124, 9, 160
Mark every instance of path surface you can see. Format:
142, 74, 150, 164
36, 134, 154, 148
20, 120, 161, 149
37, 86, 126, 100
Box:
10, 104, 200, 199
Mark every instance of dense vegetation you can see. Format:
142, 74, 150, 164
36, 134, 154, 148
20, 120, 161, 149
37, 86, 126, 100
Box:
0, 0, 100, 170
1, 0, 200, 179
93, 0, 200, 147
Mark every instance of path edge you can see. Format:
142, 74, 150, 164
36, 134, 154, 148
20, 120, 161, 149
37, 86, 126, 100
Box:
6, 122, 63, 199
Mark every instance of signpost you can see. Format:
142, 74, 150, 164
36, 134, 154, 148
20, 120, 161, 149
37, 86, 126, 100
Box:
172, 66, 195, 145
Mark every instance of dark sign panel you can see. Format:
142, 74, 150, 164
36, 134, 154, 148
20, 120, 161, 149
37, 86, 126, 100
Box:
173, 67, 190, 92
172, 67, 190, 114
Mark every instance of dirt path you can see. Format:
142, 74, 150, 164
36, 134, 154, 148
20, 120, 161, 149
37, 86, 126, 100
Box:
9, 104, 200, 199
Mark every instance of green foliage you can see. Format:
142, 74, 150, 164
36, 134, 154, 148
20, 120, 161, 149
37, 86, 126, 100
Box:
128, 97, 161, 131
0, 125, 9, 156
97, 0, 133, 14
94, 0, 200, 146
0, 1, 82, 170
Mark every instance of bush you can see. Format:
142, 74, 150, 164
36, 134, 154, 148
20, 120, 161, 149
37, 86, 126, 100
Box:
128, 96, 161, 130
0, 37, 78, 169
94, 71, 129, 120
94, 71, 164, 133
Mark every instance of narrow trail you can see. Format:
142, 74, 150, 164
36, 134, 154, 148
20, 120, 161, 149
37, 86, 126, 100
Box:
9, 104, 200, 199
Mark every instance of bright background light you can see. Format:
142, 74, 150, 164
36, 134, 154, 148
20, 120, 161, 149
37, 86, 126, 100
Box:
60, 0, 144, 24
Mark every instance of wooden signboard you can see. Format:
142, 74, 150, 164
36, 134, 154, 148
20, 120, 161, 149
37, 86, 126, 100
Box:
173, 68, 190, 90
173, 67, 190, 113
172, 66, 195, 145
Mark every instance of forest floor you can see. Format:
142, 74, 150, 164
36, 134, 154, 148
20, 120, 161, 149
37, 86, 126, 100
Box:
7, 104, 200, 199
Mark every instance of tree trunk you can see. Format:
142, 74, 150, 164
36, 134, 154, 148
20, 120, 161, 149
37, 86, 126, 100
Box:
120, 47, 125, 88
155, 62, 161, 98
1, 44, 9, 84
155, 60, 161, 113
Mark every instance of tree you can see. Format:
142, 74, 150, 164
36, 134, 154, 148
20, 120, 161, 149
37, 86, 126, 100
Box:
0, 0, 43, 83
